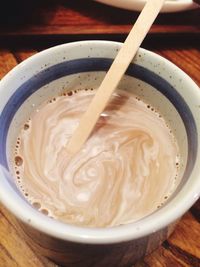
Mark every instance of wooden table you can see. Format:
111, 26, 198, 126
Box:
0, 1, 200, 266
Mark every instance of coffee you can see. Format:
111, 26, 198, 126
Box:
13, 89, 180, 227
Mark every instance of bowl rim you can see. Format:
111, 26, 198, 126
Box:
95, 0, 199, 13
0, 40, 200, 244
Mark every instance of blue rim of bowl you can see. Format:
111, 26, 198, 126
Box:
0, 57, 197, 205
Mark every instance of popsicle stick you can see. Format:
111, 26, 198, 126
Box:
67, 0, 165, 155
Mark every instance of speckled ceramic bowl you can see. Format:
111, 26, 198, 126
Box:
0, 41, 200, 267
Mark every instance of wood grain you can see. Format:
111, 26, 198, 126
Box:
0, 0, 199, 37
144, 213, 200, 267
0, 51, 17, 78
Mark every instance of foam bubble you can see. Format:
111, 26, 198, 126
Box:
32, 202, 41, 209
67, 91, 73, 96
15, 156, 23, 166
24, 124, 29, 130
41, 209, 49, 215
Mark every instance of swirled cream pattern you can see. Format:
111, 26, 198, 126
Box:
14, 90, 179, 227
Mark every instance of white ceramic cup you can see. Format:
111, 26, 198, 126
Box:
0, 41, 200, 267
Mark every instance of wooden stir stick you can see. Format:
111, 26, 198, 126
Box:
67, 0, 165, 155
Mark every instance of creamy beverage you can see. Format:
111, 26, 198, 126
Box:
13, 89, 180, 228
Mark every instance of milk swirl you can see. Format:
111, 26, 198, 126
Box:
13, 90, 179, 227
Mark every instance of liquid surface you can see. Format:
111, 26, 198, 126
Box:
14, 90, 179, 227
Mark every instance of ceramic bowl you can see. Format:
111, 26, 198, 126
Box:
0, 41, 200, 267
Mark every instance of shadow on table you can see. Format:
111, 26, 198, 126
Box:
0, 0, 56, 27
